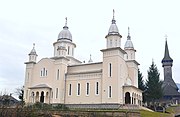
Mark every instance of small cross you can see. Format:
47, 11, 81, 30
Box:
33, 43, 35, 48
113, 9, 115, 19
165, 34, 168, 41
65, 17, 67, 26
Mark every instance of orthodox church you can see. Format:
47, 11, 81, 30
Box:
161, 38, 180, 103
23, 11, 142, 108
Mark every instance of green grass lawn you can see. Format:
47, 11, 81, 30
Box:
140, 110, 172, 117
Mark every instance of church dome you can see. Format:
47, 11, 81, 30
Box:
106, 10, 120, 37
58, 18, 72, 41
124, 27, 134, 49
124, 39, 134, 49
108, 22, 119, 35
29, 43, 37, 55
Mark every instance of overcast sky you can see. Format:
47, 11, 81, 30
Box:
0, 0, 180, 97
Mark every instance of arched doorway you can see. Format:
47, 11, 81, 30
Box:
125, 92, 131, 104
32, 92, 35, 103
40, 91, 44, 103
36, 92, 39, 102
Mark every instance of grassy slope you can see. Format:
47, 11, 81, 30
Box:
140, 110, 172, 117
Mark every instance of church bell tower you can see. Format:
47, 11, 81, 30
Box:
161, 36, 180, 99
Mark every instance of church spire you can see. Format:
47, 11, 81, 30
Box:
88, 54, 93, 63
65, 17, 67, 26
112, 9, 116, 24
127, 27, 131, 40
162, 36, 173, 66
124, 27, 134, 49
28, 43, 38, 63
63, 17, 68, 29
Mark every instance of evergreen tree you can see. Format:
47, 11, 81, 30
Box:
138, 69, 146, 91
138, 69, 146, 103
145, 61, 163, 104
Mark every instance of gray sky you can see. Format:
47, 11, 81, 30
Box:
0, 0, 180, 96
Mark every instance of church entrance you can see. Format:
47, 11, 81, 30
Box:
125, 92, 131, 104
40, 91, 44, 103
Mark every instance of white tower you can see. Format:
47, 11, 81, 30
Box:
124, 27, 136, 60
28, 43, 38, 63
53, 17, 76, 57
105, 9, 122, 48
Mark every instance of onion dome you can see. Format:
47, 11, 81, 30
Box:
108, 10, 119, 35
124, 27, 134, 49
29, 43, 37, 55
58, 17, 72, 41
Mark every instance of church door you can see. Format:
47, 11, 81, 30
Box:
40, 91, 44, 103
125, 92, 131, 104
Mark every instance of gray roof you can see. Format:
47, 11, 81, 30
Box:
58, 18, 72, 41
29, 44, 37, 55
162, 40, 173, 63
124, 27, 134, 49
106, 11, 121, 38
162, 83, 180, 96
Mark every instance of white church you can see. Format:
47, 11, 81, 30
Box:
24, 11, 142, 108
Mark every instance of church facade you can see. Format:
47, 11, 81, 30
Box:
23, 12, 142, 107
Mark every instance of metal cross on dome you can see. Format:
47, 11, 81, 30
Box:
65, 17, 67, 26
113, 9, 115, 19
165, 34, 168, 41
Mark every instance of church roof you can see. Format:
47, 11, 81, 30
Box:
162, 77, 179, 91
162, 83, 180, 96
29, 43, 37, 55
106, 10, 122, 38
124, 27, 134, 49
162, 40, 173, 63
29, 84, 51, 89
58, 17, 72, 41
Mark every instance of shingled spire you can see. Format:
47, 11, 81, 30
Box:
162, 40, 173, 66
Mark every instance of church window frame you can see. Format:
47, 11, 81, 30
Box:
110, 39, 112, 47
56, 88, 58, 99
108, 86, 112, 98
86, 82, 90, 96
77, 83, 81, 96
72, 48, 74, 56
69, 84, 72, 96
40, 68, 48, 77
57, 69, 60, 80
95, 82, 99, 95
108, 63, 112, 77
68, 46, 70, 55
115, 39, 117, 47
